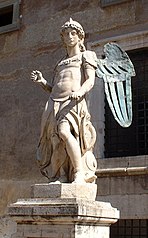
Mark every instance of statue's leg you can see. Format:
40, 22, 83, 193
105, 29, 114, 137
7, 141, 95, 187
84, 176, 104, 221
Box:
58, 120, 85, 183
49, 132, 68, 183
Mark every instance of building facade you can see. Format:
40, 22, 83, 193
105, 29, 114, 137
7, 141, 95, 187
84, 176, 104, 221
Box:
0, 0, 147, 237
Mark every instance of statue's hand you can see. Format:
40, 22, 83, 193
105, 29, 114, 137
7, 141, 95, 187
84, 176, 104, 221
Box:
31, 70, 44, 83
70, 91, 83, 100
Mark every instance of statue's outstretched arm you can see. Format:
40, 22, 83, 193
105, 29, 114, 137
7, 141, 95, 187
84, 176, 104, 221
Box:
31, 70, 52, 93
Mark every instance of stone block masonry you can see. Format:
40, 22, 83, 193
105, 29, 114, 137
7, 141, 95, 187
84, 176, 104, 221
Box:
8, 183, 119, 238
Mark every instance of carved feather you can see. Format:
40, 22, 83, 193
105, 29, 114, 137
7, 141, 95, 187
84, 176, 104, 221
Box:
96, 43, 136, 127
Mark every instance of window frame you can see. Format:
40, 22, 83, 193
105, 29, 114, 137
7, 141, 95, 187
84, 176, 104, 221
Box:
100, 0, 129, 7
0, 0, 21, 35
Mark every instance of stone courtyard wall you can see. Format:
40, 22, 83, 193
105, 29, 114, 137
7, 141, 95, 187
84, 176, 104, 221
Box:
0, 0, 147, 236
96, 156, 148, 219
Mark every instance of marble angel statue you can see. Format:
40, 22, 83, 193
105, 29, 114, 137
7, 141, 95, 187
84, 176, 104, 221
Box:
31, 18, 135, 184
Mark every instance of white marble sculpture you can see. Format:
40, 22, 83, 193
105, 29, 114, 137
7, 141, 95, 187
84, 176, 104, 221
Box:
31, 18, 135, 184
31, 18, 97, 184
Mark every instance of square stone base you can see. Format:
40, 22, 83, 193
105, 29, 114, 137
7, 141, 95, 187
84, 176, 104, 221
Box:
31, 183, 97, 200
9, 183, 119, 238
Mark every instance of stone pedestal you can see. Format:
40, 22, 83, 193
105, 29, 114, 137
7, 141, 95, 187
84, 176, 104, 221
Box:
8, 183, 119, 238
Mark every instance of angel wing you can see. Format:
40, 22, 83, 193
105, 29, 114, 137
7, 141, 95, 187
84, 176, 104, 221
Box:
96, 42, 136, 127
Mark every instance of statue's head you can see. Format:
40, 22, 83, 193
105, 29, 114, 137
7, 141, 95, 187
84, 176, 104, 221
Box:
61, 18, 85, 52
61, 18, 85, 40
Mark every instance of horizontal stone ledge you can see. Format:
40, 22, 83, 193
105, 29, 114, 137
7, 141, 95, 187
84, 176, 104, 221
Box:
8, 199, 119, 222
96, 166, 148, 177
9, 215, 118, 226
89, 28, 148, 48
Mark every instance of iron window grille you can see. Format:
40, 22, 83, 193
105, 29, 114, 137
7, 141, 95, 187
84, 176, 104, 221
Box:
105, 48, 148, 158
111, 219, 148, 238
101, 0, 129, 7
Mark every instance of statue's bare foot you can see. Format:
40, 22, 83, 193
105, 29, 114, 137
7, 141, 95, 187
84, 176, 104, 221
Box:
49, 180, 61, 184
49, 176, 68, 184
85, 173, 97, 183
72, 172, 86, 184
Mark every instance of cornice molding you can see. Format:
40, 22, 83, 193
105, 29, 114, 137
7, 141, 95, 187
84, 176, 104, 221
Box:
96, 166, 148, 177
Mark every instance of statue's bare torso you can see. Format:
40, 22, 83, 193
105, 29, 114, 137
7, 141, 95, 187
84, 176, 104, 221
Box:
51, 54, 83, 101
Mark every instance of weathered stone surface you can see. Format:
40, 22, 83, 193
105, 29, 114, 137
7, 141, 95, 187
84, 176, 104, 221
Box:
8, 188, 119, 238
14, 223, 109, 238
0, 179, 46, 216
0, 216, 16, 238
96, 156, 148, 219
32, 183, 97, 200
97, 155, 148, 169
97, 175, 148, 196
8, 182, 119, 237
88, 78, 105, 158
9, 198, 119, 220
97, 194, 148, 219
